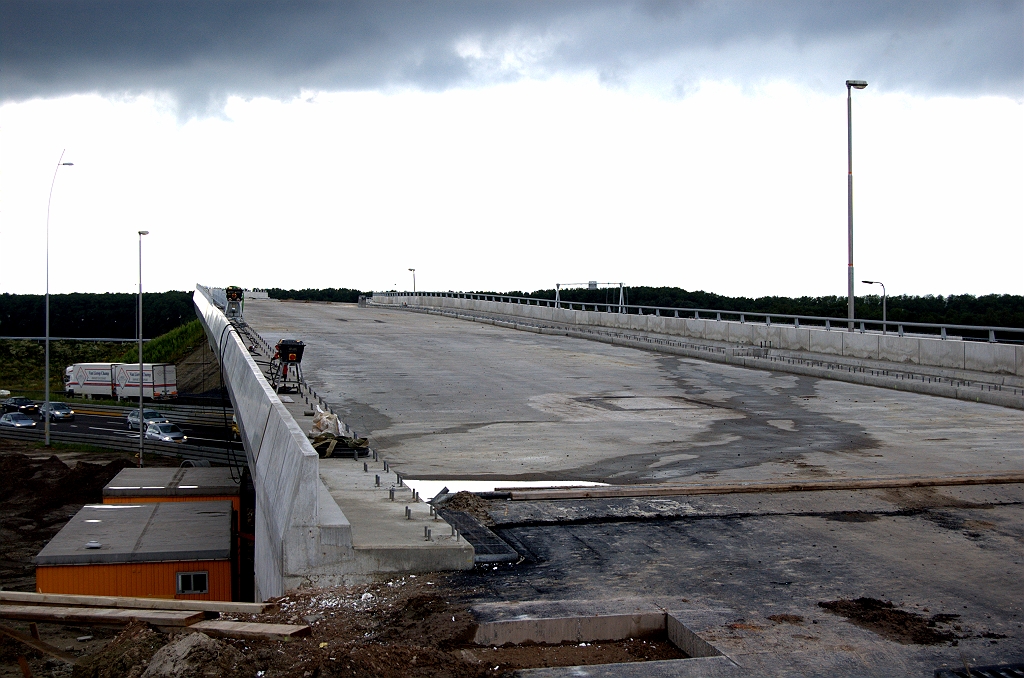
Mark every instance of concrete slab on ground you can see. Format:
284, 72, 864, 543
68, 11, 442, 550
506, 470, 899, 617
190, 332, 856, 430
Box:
454, 484, 1024, 677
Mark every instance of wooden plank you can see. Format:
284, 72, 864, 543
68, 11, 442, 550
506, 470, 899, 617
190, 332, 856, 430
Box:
0, 591, 271, 615
0, 623, 78, 665
189, 620, 311, 641
0, 605, 203, 627
503, 473, 1024, 501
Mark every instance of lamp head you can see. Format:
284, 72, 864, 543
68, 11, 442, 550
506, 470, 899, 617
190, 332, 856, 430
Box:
409, 268, 415, 272
862, 280, 875, 284
138, 230, 149, 236
62, 162, 74, 166
846, 80, 868, 89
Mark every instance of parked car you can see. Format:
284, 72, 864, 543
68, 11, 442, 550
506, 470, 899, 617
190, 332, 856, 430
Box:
2, 397, 39, 415
145, 421, 186, 443
0, 413, 38, 428
39, 402, 75, 422
126, 408, 169, 431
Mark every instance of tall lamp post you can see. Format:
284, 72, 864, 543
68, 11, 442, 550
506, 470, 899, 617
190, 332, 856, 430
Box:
408, 268, 416, 294
44, 151, 74, 447
137, 230, 149, 467
862, 280, 887, 334
846, 79, 867, 330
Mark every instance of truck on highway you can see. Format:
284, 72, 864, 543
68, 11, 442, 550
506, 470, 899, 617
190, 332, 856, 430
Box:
64, 363, 178, 401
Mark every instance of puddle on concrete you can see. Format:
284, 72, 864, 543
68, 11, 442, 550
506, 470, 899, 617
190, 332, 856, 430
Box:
405, 479, 607, 500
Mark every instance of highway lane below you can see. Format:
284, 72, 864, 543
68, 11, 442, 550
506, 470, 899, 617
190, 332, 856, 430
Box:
4, 410, 240, 450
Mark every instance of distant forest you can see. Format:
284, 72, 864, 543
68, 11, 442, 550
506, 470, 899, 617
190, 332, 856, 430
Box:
0, 291, 195, 339
2, 288, 1019, 339
267, 288, 362, 303
484, 287, 1024, 329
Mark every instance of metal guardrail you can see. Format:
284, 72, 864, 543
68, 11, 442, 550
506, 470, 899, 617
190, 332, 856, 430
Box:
0, 337, 153, 342
0, 427, 244, 466
372, 291, 1024, 344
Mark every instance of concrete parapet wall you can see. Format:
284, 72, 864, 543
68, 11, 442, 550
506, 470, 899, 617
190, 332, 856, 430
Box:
194, 287, 352, 600
374, 294, 1024, 378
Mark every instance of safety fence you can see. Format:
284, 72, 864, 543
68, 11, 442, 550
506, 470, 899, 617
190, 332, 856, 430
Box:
372, 291, 1024, 344
371, 293, 1024, 379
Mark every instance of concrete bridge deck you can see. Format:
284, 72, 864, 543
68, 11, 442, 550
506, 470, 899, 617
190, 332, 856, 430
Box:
225, 294, 1022, 675
243, 298, 1021, 487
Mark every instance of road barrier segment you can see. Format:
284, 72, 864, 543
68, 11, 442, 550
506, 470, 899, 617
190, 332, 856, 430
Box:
372, 293, 1024, 379
194, 286, 351, 600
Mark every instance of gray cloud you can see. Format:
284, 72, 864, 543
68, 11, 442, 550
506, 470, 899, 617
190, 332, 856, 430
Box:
2, 1, 1020, 116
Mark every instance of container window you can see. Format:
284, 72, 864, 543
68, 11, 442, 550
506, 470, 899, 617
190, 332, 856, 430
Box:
176, 571, 209, 594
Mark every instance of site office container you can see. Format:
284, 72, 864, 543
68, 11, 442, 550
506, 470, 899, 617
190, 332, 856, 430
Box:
64, 362, 177, 400
101, 468, 249, 601
34, 501, 233, 601
36, 560, 233, 601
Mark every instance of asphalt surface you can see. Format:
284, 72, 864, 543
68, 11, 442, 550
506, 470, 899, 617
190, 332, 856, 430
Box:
0, 409, 239, 449
455, 484, 1024, 677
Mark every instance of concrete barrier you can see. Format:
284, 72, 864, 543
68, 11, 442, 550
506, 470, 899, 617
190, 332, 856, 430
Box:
194, 287, 351, 600
375, 294, 1024, 378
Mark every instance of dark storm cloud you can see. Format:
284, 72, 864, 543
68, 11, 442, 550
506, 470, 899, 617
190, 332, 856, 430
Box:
2, 1, 1021, 115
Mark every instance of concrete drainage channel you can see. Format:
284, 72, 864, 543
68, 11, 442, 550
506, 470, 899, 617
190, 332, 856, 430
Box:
466, 606, 740, 676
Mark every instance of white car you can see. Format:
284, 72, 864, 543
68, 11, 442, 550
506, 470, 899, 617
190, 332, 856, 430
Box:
0, 413, 37, 428
145, 421, 186, 443
126, 408, 169, 430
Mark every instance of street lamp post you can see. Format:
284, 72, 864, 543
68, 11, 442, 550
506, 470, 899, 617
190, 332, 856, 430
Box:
137, 230, 149, 467
862, 280, 887, 334
846, 79, 867, 330
44, 151, 74, 447
408, 269, 416, 294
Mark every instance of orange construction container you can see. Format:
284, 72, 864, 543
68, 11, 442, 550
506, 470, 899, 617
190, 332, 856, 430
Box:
34, 501, 233, 601
103, 467, 241, 515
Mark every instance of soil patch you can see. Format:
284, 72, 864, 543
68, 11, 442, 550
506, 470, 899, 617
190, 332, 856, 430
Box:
72, 621, 167, 678
817, 598, 959, 645
461, 637, 685, 668
140, 631, 256, 678
0, 441, 136, 591
767, 614, 804, 625
441, 492, 495, 526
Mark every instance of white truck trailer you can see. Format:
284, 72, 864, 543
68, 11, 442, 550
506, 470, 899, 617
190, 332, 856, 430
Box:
64, 363, 177, 401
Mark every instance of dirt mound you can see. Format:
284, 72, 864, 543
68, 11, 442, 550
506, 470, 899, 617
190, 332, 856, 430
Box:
0, 447, 134, 591
141, 631, 255, 678
441, 492, 495, 526
817, 598, 958, 645
336, 644, 490, 678
375, 592, 478, 648
73, 621, 167, 678
0, 452, 132, 511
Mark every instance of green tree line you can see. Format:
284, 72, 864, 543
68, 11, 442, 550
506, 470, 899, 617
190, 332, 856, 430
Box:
0, 292, 195, 339
0, 319, 206, 396
267, 288, 362, 303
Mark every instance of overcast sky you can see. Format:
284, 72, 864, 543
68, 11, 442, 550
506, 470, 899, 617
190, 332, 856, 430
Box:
1, 1, 1021, 298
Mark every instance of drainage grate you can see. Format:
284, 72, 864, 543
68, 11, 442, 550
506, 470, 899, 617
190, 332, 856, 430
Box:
437, 509, 519, 563
935, 663, 1024, 678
